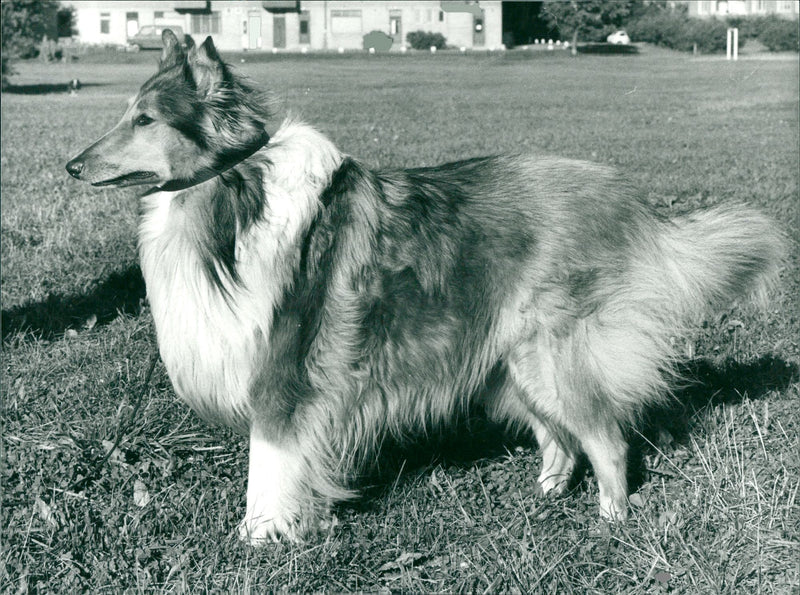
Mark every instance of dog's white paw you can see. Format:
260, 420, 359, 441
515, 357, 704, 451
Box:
242, 431, 310, 545
238, 511, 302, 545
537, 472, 570, 496
599, 495, 628, 522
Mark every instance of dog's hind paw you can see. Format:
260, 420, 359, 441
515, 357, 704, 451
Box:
238, 516, 303, 547
238, 513, 303, 546
537, 473, 571, 496
599, 496, 629, 522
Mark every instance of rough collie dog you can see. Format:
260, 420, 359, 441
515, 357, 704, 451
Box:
66, 31, 784, 544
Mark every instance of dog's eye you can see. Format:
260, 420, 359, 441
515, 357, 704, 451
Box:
135, 114, 154, 127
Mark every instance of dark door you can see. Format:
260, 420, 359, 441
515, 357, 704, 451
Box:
273, 15, 286, 49
473, 11, 485, 47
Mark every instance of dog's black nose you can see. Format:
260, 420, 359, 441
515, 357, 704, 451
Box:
66, 159, 83, 178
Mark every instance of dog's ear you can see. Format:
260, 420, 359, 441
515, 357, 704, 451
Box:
183, 34, 196, 51
187, 36, 225, 97
159, 29, 185, 70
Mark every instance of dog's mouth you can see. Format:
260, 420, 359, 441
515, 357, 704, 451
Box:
91, 171, 157, 187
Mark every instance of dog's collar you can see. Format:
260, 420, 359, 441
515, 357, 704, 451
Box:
152, 130, 270, 193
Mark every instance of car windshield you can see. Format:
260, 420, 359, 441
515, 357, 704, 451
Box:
138, 27, 154, 35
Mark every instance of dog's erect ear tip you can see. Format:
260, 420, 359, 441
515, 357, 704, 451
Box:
194, 35, 223, 65
162, 28, 179, 45
200, 36, 218, 56
183, 34, 195, 49
159, 28, 186, 68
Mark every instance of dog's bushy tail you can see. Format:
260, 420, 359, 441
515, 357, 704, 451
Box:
633, 203, 786, 322
585, 203, 786, 422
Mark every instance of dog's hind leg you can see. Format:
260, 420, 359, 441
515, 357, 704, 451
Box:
506, 334, 630, 521
574, 424, 629, 521
529, 416, 576, 496
486, 349, 577, 497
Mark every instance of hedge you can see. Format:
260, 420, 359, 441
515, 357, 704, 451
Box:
629, 12, 799, 53
406, 30, 447, 50
627, 12, 728, 53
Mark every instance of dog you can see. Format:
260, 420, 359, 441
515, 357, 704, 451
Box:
66, 30, 784, 544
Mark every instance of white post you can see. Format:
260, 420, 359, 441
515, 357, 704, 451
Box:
727, 28, 732, 60
727, 28, 739, 61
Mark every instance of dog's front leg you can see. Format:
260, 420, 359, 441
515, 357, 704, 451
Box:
238, 426, 306, 545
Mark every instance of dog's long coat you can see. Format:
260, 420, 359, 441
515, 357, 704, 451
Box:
66, 31, 785, 543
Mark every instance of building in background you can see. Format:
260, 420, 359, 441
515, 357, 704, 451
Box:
687, 0, 799, 18
64, 1, 503, 51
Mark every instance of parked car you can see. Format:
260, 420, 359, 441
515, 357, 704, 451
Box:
606, 30, 631, 45
129, 26, 184, 50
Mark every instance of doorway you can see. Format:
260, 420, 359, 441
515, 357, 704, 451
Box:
389, 10, 402, 46
248, 15, 260, 49
273, 15, 286, 49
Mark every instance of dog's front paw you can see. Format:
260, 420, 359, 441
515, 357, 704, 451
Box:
238, 510, 302, 545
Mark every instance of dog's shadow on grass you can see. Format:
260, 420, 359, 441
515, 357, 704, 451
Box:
1, 266, 146, 342
347, 354, 799, 511
628, 355, 800, 491
2, 82, 105, 95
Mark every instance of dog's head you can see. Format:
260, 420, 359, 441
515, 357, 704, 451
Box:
66, 30, 272, 189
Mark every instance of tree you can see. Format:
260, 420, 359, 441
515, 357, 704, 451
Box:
542, 0, 637, 54
2, 0, 59, 58
2, 0, 59, 86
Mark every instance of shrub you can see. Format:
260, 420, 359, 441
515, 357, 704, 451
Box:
628, 12, 729, 53
727, 15, 798, 49
627, 12, 685, 47
363, 30, 392, 51
684, 18, 729, 53
406, 30, 446, 50
756, 16, 799, 52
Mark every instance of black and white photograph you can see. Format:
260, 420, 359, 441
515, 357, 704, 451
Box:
2, 1, 798, 592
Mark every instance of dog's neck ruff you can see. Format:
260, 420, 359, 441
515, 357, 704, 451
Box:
138, 120, 343, 432
154, 130, 271, 193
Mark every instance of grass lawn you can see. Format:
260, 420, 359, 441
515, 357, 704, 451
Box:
2, 47, 799, 593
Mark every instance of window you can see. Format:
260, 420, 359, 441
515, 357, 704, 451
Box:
330, 9, 361, 18
191, 12, 221, 34
330, 9, 361, 34
299, 10, 310, 43
100, 12, 110, 34
155, 11, 164, 19
439, 10, 444, 22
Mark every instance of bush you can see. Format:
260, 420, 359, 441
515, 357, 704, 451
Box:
363, 30, 392, 51
684, 18, 729, 53
756, 16, 799, 51
627, 12, 685, 47
406, 30, 447, 50
628, 12, 728, 53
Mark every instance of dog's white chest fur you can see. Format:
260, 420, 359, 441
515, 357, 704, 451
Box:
137, 122, 342, 430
